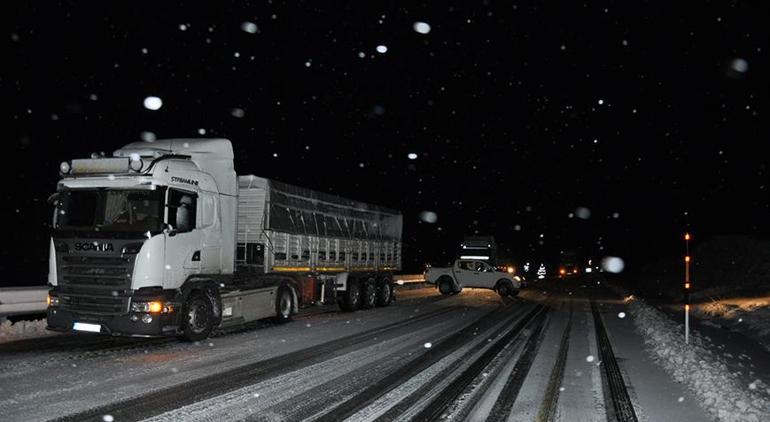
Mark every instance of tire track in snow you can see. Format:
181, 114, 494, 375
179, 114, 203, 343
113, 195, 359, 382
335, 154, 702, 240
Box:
54, 305, 460, 422
312, 303, 532, 422
591, 299, 638, 422
408, 304, 548, 421
345, 304, 535, 422
535, 307, 573, 422
145, 316, 466, 422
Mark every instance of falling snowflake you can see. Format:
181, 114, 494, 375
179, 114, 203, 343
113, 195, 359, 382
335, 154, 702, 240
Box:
408, 153, 418, 160
413, 22, 431, 34
140, 131, 156, 142
575, 207, 591, 219
618, 312, 626, 319
241, 22, 258, 34
231, 108, 245, 118
424, 342, 432, 349
586, 355, 595, 362
602, 256, 625, 273
143, 96, 163, 111
730, 58, 748, 73
376, 45, 388, 54
102, 416, 114, 422
419, 211, 438, 223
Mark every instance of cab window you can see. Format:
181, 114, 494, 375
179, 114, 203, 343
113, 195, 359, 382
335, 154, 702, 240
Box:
167, 189, 197, 232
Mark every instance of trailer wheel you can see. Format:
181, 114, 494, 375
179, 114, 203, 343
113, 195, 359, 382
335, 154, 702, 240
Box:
339, 279, 361, 312
275, 286, 294, 323
438, 277, 454, 295
180, 291, 214, 342
376, 278, 393, 307
360, 278, 377, 309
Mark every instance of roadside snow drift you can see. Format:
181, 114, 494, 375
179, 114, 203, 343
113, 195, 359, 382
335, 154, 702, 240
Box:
628, 296, 770, 422
0, 318, 52, 344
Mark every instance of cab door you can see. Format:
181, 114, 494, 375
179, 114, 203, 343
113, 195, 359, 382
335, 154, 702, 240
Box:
454, 260, 479, 287
476, 261, 500, 289
164, 188, 202, 288
198, 192, 222, 274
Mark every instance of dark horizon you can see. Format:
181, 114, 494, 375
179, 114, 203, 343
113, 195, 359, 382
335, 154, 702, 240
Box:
5, 2, 768, 285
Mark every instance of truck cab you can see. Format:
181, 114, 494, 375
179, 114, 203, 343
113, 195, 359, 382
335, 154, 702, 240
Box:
46, 139, 238, 339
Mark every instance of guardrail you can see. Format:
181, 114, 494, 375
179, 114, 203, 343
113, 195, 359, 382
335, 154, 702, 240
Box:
0, 286, 48, 318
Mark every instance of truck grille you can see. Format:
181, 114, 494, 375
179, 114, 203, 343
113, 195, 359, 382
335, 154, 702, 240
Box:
58, 255, 134, 316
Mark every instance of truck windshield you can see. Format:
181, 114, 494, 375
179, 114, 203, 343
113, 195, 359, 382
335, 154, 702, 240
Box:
54, 189, 164, 236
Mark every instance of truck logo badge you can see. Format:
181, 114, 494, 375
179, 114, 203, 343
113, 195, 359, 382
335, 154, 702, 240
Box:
74, 242, 115, 252
171, 176, 199, 186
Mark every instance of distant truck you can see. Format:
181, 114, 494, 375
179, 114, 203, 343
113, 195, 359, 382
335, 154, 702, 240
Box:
458, 235, 497, 264
558, 249, 580, 278
425, 259, 521, 298
46, 138, 402, 340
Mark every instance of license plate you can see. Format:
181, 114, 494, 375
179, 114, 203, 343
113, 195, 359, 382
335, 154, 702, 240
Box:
73, 322, 102, 333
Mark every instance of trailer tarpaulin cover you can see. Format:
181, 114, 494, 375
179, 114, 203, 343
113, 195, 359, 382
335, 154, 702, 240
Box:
266, 180, 402, 241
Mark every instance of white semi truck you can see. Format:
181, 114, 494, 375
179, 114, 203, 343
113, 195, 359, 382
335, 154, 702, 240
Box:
46, 139, 402, 340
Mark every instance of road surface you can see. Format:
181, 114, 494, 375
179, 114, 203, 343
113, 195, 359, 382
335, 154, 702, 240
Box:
0, 280, 716, 421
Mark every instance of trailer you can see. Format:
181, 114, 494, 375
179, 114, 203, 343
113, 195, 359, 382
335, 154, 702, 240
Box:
45, 139, 402, 340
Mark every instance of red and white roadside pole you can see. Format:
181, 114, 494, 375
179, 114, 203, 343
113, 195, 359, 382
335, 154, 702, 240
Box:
684, 232, 691, 345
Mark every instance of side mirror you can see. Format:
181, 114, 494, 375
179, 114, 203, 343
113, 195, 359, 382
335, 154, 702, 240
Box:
164, 224, 178, 237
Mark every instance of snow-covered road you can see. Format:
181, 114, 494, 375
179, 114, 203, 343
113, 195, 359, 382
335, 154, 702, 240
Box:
0, 281, 759, 421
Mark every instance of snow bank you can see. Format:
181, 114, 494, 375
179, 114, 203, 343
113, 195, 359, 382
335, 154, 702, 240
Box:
0, 318, 52, 343
691, 300, 770, 352
628, 296, 770, 421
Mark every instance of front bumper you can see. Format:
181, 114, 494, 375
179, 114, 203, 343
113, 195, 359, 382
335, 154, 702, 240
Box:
47, 307, 180, 337
46, 288, 182, 337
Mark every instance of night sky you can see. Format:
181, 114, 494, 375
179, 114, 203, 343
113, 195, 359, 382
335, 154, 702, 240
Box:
5, 1, 768, 284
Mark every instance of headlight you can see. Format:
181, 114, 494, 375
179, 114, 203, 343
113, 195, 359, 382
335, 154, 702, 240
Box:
131, 300, 173, 313
47, 295, 60, 307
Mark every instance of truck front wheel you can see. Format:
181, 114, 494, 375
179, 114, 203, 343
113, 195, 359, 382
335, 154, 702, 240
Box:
339, 279, 361, 312
180, 291, 214, 342
275, 286, 294, 323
